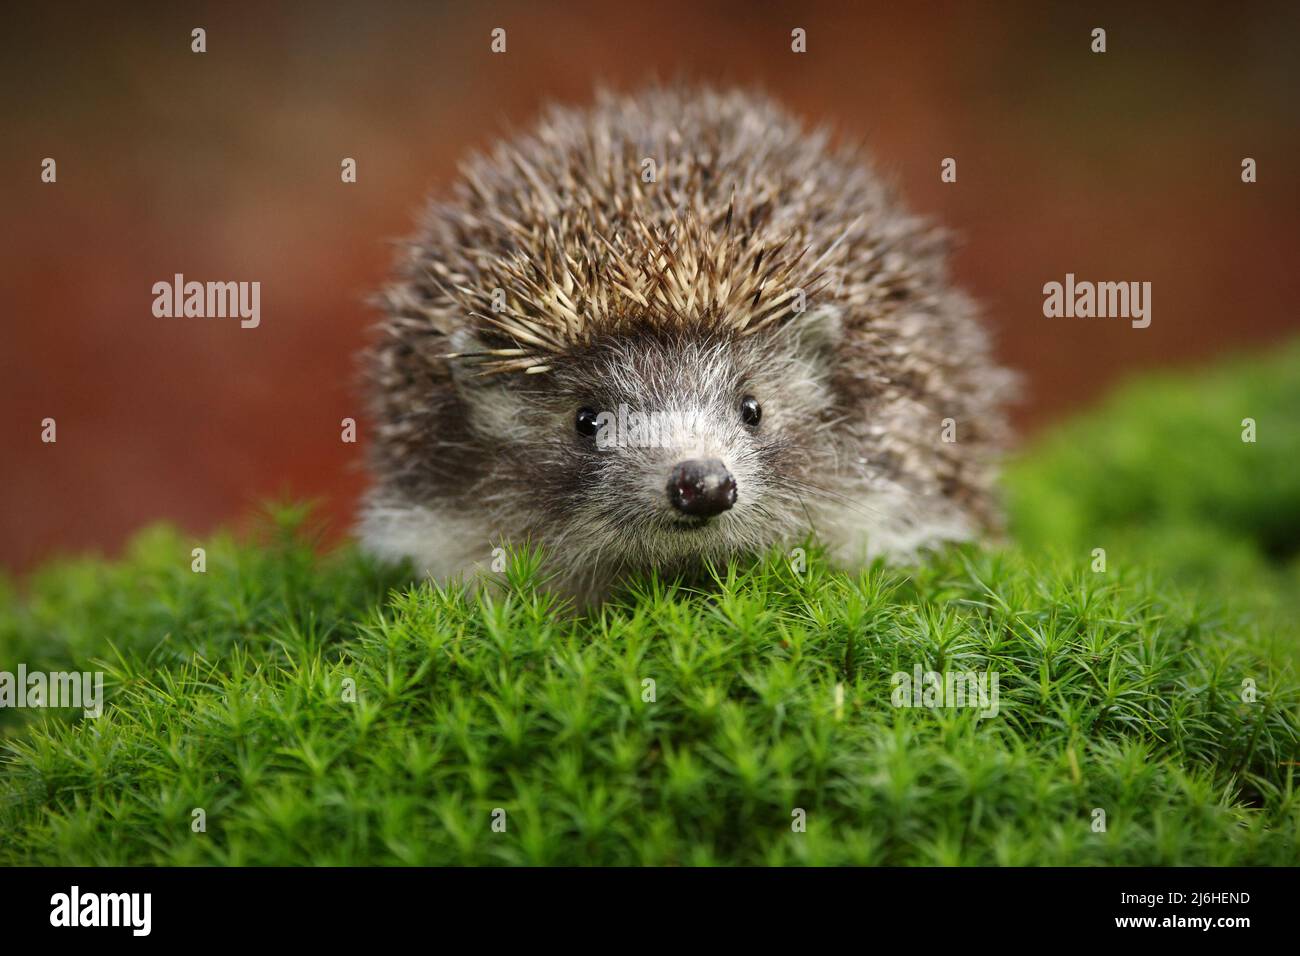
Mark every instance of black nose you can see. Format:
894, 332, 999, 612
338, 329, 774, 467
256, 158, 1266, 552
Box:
667, 458, 737, 518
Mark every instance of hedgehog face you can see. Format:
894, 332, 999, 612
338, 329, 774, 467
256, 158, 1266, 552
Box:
444, 324, 841, 589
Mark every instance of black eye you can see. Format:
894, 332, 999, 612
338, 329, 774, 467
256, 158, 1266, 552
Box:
575, 407, 600, 437
740, 395, 761, 427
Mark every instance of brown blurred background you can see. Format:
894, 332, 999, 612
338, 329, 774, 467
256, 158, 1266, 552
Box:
3, 0, 1298, 572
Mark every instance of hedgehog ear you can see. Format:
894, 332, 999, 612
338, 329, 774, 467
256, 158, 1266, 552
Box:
790, 305, 844, 359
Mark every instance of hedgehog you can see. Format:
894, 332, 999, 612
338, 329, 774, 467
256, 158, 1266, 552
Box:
360, 86, 1014, 604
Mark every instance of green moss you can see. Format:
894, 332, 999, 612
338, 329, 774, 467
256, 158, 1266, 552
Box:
1006, 339, 1300, 629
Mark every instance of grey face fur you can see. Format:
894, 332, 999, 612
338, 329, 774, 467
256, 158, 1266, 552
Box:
361, 86, 1013, 604
364, 320, 841, 602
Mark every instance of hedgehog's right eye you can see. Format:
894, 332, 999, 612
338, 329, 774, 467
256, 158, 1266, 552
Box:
575, 407, 600, 437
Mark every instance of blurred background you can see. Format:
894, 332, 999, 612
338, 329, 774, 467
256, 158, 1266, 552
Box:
2, 0, 1298, 572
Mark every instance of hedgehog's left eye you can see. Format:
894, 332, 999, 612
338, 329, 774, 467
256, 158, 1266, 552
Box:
740, 395, 762, 427
575, 407, 600, 437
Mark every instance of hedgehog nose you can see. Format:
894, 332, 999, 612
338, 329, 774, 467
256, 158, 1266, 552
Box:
667, 458, 737, 518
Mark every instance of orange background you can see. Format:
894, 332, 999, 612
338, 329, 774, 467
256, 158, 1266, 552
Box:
3, 1, 1298, 571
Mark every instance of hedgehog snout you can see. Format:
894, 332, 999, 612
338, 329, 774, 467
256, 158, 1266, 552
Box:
666, 458, 737, 518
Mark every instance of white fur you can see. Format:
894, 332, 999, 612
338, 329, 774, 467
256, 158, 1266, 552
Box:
359, 500, 496, 588
812, 483, 977, 567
